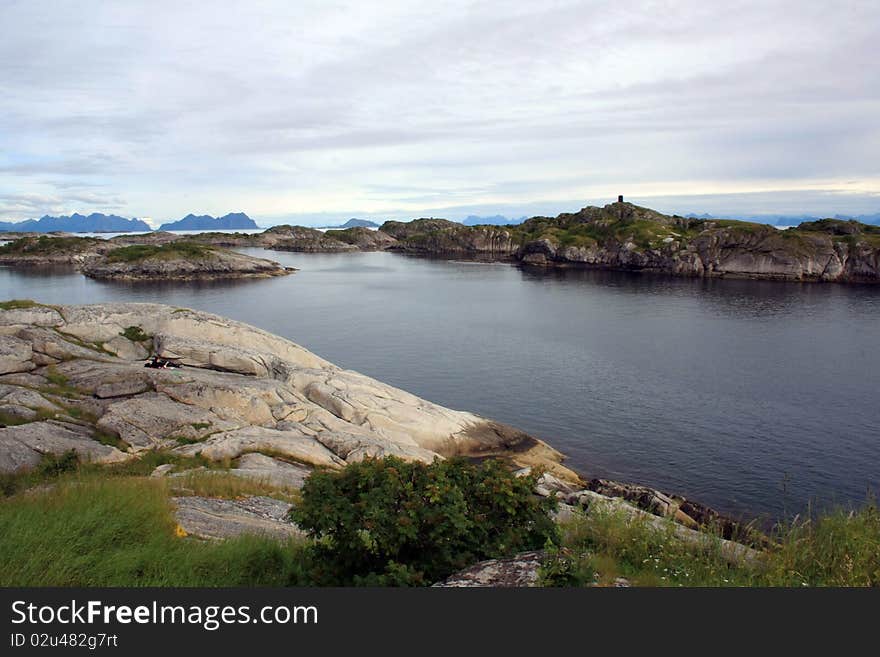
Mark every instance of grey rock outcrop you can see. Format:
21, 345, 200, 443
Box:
81, 247, 292, 280
172, 496, 303, 541
323, 227, 398, 251
229, 453, 313, 489
0, 421, 128, 474
0, 335, 35, 375
0, 303, 573, 480
434, 551, 545, 587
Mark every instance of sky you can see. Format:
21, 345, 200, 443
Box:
1, 0, 879, 228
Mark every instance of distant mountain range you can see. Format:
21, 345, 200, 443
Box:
320, 218, 380, 229
158, 212, 257, 231
685, 212, 880, 226
461, 215, 525, 226
0, 213, 151, 233
0, 212, 259, 233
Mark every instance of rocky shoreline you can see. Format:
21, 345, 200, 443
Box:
0, 301, 763, 570
4, 201, 878, 283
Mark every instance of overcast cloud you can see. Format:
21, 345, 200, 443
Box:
1, 0, 878, 226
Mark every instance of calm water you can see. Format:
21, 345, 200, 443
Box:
2, 250, 878, 519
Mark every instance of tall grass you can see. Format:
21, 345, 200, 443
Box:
0, 476, 312, 586
761, 506, 880, 586
545, 501, 880, 587
170, 470, 301, 503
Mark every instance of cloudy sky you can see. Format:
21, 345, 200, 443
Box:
1, 0, 878, 227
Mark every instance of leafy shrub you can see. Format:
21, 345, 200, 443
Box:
291, 456, 558, 585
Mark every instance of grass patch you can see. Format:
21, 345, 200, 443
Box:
173, 435, 207, 445
543, 503, 752, 587
0, 299, 41, 310
0, 450, 218, 499
0, 406, 67, 427
120, 326, 150, 342
542, 500, 880, 587
0, 236, 100, 256
89, 450, 226, 478
324, 228, 361, 244
0, 410, 32, 426
0, 476, 312, 586
0, 450, 81, 497
103, 242, 217, 263
760, 505, 880, 586
168, 470, 301, 503
40, 365, 82, 398
92, 428, 129, 450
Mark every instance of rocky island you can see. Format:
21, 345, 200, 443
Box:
0, 237, 292, 280
382, 201, 880, 283
0, 235, 104, 265
80, 242, 292, 280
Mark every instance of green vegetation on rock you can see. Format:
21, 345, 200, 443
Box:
0, 235, 100, 255
120, 325, 151, 342
0, 299, 43, 310
103, 242, 216, 263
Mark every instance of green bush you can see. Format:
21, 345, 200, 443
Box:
291, 456, 558, 585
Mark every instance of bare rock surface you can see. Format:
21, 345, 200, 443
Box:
0, 302, 571, 480
434, 551, 545, 587
0, 335, 35, 375
175, 426, 344, 469
229, 453, 312, 489
0, 420, 128, 473
172, 495, 303, 541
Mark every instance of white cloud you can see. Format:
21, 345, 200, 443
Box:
0, 0, 878, 223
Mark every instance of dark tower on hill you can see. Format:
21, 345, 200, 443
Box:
618, 195, 624, 203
